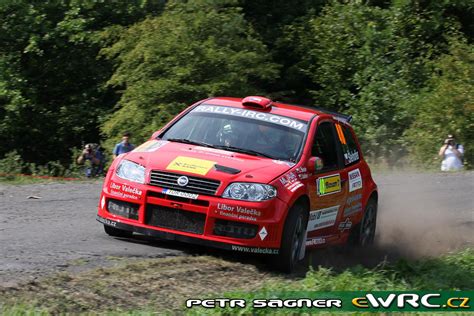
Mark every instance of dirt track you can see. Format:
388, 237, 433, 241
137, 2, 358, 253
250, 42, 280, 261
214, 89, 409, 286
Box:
1, 172, 473, 286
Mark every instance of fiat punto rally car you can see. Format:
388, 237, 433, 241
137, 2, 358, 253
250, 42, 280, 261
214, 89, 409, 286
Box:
97, 96, 378, 272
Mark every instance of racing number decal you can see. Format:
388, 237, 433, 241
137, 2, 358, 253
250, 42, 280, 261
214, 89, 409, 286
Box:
335, 123, 347, 145
166, 156, 216, 175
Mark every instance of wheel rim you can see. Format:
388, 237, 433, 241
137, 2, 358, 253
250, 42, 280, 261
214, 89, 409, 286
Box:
291, 215, 304, 262
360, 205, 376, 246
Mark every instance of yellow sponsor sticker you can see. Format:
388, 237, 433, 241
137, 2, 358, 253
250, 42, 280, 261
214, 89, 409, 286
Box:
317, 174, 341, 196
166, 156, 216, 175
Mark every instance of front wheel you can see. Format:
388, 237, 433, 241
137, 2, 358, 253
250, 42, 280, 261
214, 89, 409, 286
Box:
104, 224, 133, 238
271, 203, 308, 273
349, 198, 377, 247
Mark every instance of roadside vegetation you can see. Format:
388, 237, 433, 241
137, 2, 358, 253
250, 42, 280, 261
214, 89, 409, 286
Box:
0, 0, 473, 172
0, 249, 472, 315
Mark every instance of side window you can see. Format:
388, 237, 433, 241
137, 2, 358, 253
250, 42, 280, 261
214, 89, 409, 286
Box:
311, 122, 339, 171
335, 122, 360, 165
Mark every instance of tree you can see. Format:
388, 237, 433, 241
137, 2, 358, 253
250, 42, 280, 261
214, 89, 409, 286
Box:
282, 1, 463, 162
405, 38, 474, 168
101, 0, 279, 146
0, 1, 164, 164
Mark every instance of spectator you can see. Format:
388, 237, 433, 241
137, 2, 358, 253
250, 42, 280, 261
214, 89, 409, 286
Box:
113, 132, 135, 159
439, 134, 464, 171
77, 144, 104, 177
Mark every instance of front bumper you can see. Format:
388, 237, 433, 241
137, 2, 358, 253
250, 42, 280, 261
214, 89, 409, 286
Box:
97, 215, 279, 254
97, 177, 288, 254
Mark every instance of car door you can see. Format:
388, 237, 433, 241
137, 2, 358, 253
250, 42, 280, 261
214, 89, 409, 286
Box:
334, 121, 365, 236
305, 120, 348, 246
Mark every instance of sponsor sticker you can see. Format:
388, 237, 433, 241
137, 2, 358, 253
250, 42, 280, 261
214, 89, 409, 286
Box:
343, 193, 363, 217
231, 245, 279, 254
162, 188, 199, 200
306, 237, 326, 246
166, 156, 216, 175
109, 182, 143, 200
317, 174, 341, 196
133, 140, 168, 153
97, 216, 117, 227
296, 167, 309, 180
280, 172, 304, 192
307, 205, 340, 231
194, 105, 308, 131
216, 203, 261, 222
344, 150, 360, 165
348, 168, 363, 192
338, 218, 352, 231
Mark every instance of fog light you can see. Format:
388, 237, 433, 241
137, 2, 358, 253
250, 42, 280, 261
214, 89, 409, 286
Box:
107, 199, 139, 220
213, 219, 258, 239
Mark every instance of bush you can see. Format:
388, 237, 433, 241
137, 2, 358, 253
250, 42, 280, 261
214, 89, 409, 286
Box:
0, 151, 24, 179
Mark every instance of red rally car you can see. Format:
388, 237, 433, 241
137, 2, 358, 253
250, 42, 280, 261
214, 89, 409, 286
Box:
97, 96, 378, 272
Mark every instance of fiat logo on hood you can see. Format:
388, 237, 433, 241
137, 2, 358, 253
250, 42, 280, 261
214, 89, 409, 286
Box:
177, 176, 189, 187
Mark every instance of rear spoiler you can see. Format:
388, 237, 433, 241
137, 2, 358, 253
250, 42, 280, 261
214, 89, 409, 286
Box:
281, 102, 353, 123
314, 107, 352, 123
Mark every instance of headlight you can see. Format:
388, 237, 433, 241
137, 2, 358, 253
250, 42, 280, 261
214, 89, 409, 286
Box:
222, 183, 277, 201
115, 160, 145, 184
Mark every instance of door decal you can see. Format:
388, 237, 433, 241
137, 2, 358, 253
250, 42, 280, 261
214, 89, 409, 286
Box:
316, 174, 341, 196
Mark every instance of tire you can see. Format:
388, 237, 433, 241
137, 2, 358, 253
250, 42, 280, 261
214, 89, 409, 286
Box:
272, 203, 309, 273
348, 198, 377, 247
104, 224, 133, 238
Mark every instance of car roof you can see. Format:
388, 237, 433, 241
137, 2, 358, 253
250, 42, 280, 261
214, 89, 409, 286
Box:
203, 97, 351, 123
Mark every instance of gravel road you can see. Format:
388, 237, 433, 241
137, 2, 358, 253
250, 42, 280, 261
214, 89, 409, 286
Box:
1, 172, 473, 285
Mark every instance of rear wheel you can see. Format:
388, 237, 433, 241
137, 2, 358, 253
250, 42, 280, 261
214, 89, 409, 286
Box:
103, 224, 133, 238
272, 203, 308, 273
349, 198, 377, 246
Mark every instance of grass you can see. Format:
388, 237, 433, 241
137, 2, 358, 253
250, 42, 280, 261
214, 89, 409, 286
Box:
190, 249, 474, 315
0, 175, 95, 185
0, 255, 282, 315
0, 249, 472, 315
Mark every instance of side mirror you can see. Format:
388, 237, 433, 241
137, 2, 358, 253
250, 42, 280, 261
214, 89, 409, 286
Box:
307, 156, 324, 173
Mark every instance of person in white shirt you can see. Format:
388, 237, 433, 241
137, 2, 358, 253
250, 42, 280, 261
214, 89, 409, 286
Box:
439, 134, 464, 171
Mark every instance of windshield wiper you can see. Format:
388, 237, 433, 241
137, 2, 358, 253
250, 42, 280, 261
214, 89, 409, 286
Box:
214, 145, 275, 159
166, 138, 216, 149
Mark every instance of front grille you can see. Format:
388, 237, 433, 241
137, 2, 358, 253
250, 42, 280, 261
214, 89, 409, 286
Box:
149, 171, 220, 196
145, 204, 206, 234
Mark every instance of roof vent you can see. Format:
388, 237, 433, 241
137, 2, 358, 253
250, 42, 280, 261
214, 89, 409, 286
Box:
242, 96, 272, 109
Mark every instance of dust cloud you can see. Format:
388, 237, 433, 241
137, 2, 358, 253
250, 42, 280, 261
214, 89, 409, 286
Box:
308, 172, 474, 270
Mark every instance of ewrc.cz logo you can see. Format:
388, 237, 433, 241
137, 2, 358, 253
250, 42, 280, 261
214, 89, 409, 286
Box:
352, 293, 470, 310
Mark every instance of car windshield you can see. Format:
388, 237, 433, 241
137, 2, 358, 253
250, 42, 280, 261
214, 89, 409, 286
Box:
161, 105, 308, 162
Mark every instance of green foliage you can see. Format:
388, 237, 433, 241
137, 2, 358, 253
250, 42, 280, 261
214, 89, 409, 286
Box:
283, 2, 465, 162
0, 1, 164, 165
0, 151, 24, 179
405, 38, 474, 168
100, 0, 278, 146
0, 0, 473, 168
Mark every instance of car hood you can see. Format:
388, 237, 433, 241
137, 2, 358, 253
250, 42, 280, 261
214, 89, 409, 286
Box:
124, 140, 294, 184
